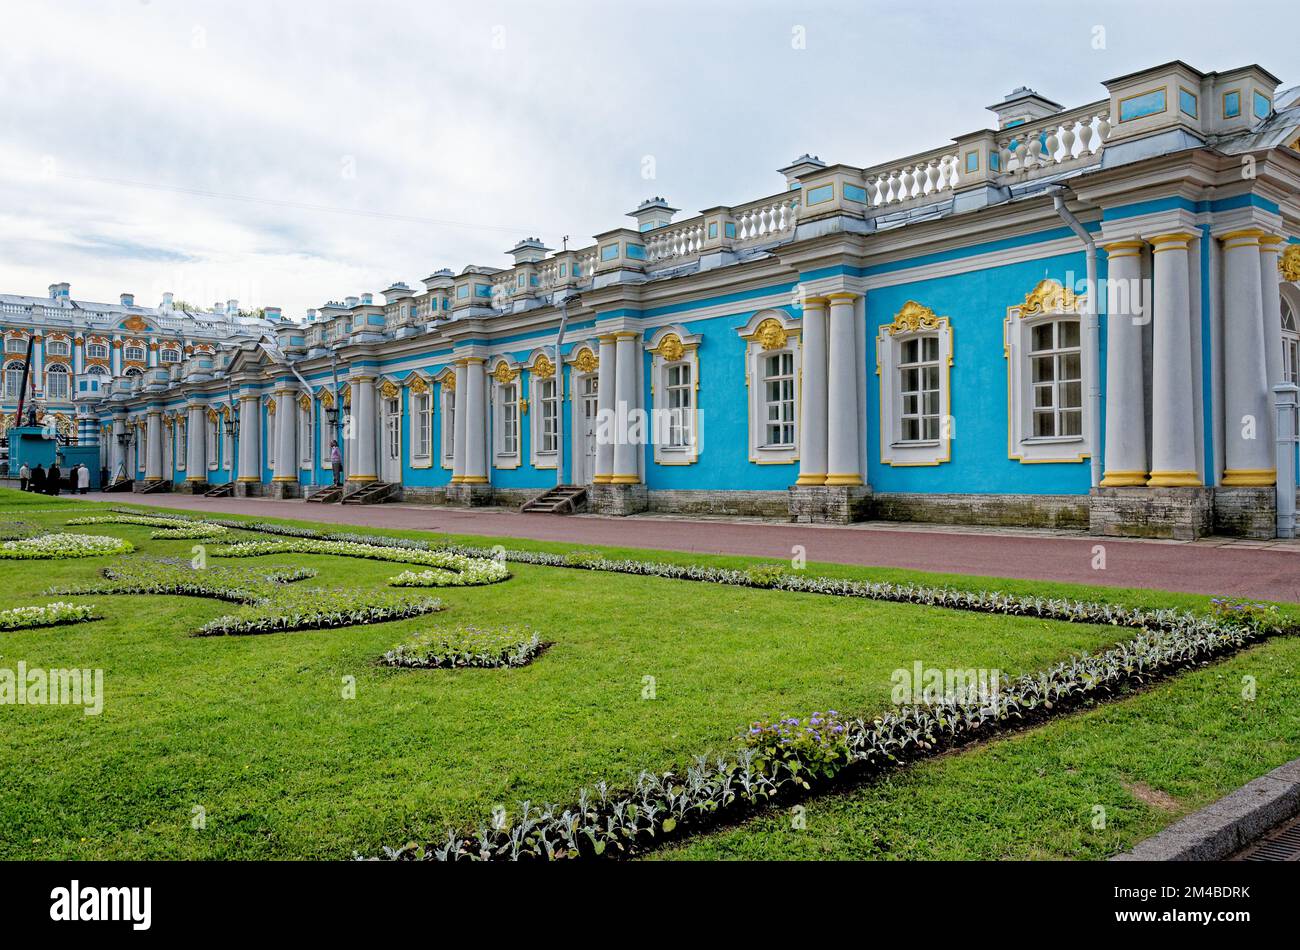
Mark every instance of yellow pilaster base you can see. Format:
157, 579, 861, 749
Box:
1099, 470, 1148, 487
592, 474, 613, 484
795, 473, 827, 486
609, 474, 640, 485
347, 475, 378, 483
459, 475, 490, 485
824, 473, 864, 487
1221, 469, 1276, 486
1146, 470, 1202, 487
271, 476, 299, 483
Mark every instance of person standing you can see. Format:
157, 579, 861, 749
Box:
30, 463, 46, 494
18, 462, 31, 492
329, 440, 343, 487
76, 463, 90, 494
48, 460, 62, 496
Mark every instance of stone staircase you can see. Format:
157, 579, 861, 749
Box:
521, 485, 588, 514
104, 478, 134, 493
140, 479, 172, 494
203, 483, 233, 498
305, 485, 344, 504
341, 482, 394, 505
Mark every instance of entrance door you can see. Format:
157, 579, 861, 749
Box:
579, 375, 598, 485
381, 397, 401, 483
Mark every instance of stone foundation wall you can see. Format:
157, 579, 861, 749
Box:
869, 491, 1090, 529
790, 485, 872, 524
648, 489, 789, 519
590, 483, 648, 516
1089, 487, 1214, 540
1211, 486, 1278, 539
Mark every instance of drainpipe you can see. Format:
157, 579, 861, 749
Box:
259, 335, 316, 489
1049, 187, 1101, 489
553, 295, 577, 488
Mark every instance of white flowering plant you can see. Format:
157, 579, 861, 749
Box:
0, 602, 98, 631
0, 533, 133, 559
380, 625, 545, 668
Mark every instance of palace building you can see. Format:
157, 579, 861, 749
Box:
8, 60, 1300, 539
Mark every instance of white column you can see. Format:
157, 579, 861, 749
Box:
461, 358, 488, 484
611, 332, 639, 483
273, 390, 299, 485
186, 403, 207, 482
348, 377, 378, 482
1147, 232, 1201, 486
237, 394, 261, 484
451, 362, 467, 483
1261, 234, 1286, 391
1220, 229, 1274, 485
594, 335, 616, 483
825, 292, 863, 486
145, 409, 163, 480
1100, 241, 1149, 485
797, 296, 829, 485
110, 415, 126, 480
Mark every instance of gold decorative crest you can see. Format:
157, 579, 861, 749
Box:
1019, 279, 1084, 317
532, 354, 556, 379
441, 373, 456, 392
886, 301, 943, 335
342, 385, 352, 408
379, 379, 400, 399
753, 318, 788, 351
573, 347, 599, 374
1280, 245, 1300, 283
266, 397, 276, 415
206, 408, 219, 423
491, 361, 518, 384
407, 375, 429, 395
319, 389, 335, 409
122, 315, 148, 332
657, 334, 686, 361
298, 393, 312, 411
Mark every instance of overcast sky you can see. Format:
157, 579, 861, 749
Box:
0, 0, 1293, 316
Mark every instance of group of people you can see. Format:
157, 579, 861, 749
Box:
16, 461, 91, 495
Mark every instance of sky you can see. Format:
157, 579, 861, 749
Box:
0, 0, 1294, 317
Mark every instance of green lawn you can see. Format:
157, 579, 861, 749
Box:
1, 489, 1295, 860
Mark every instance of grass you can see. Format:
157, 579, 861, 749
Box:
1, 487, 1296, 860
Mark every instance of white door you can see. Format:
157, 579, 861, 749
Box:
382, 397, 402, 483
579, 375, 598, 485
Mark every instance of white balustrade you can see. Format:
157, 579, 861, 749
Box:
863, 153, 960, 209
997, 111, 1111, 177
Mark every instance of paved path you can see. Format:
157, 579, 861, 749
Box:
90, 493, 1300, 602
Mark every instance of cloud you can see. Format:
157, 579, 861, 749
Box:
0, 0, 1292, 314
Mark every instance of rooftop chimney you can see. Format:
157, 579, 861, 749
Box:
626, 200, 678, 233
987, 87, 1063, 130
264, 306, 283, 321
778, 154, 827, 190
120, 293, 135, 307
226, 299, 239, 315
48, 282, 70, 300
213, 302, 226, 314
161, 292, 174, 310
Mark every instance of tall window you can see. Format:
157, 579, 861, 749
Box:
442, 387, 456, 466
539, 378, 558, 453
298, 400, 313, 469
385, 398, 400, 462
2, 362, 24, 399
1029, 319, 1082, 438
206, 415, 218, 465
413, 392, 432, 460
899, 335, 941, 441
497, 381, 519, 456
46, 363, 70, 400
1284, 300, 1298, 437
221, 414, 233, 470
666, 363, 693, 448
762, 352, 795, 447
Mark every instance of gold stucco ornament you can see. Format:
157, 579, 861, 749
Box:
1019, 279, 1084, 316
532, 354, 556, 379
754, 318, 787, 351
1280, 245, 1300, 283
887, 301, 943, 335
573, 348, 599, 373
491, 361, 518, 384
657, 334, 685, 361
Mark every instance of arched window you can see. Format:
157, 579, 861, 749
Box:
123, 367, 143, 378
159, 348, 181, 364
86, 364, 109, 376
45, 339, 71, 357
85, 342, 109, 361
4, 337, 27, 354
46, 363, 70, 400
123, 345, 146, 363
1283, 298, 1298, 387
2, 361, 24, 399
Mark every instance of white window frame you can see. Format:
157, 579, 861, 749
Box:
1005, 283, 1092, 463
647, 327, 701, 466
206, 413, 218, 469
45, 363, 70, 400
410, 386, 433, 467
221, 411, 233, 470
738, 312, 801, 465
492, 372, 521, 468
85, 342, 108, 361
266, 400, 276, 468
439, 376, 456, 470
1283, 297, 1298, 437
4, 337, 26, 354
3, 362, 23, 399
298, 396, 313, 470
123, 345, 146, 363
45, 339, 70, 357
159, 348, 181, 364
529, 363, 560, 470
877, 308, 953, 466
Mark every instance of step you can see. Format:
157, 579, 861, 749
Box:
521, 486, 587, 514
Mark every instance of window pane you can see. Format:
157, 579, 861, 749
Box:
1031, 324, 1054, 352
1060, 320, 1080, 348
1033, 411, 1055, 437
1032, 356, 1054, 384
1061, 410, 1082, 436
921, 336, 938, 361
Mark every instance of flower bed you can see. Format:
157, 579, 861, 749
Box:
384, 609, 1291, 861
0, 533, 133, 559
67, 515, 229, 540
0, 602, 99, 631
380, 625, 545, 668
197, 587, 444, 637
0, 520, 39, 541
208, 538, 509, 586
51, 558, 318, 604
